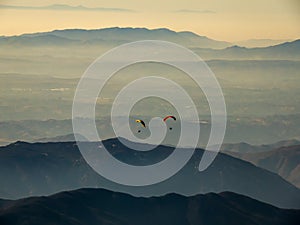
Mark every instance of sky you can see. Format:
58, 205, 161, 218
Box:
0, 0, 299, 42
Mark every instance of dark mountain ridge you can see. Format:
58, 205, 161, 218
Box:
0, 188, 299, 225
0, 139, 299, 209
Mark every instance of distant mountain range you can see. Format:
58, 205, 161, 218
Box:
0, 27, 299, 60
225, 145, 300, 188
235, 39, 291, 48
192, 39, 300, 60
221, 139, 300, 153
0, 188, 299, 225
0, 139, 299, 209
0, 27, 231, 49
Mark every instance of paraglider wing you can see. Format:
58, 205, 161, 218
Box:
135, 119, 146, 128
163, 115, 176, 122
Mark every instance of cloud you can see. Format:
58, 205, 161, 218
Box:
0, 4, 135, 12
174, 9, 216, 14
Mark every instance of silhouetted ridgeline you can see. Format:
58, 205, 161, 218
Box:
0, 139, 299, 209
0, 188, 299, 225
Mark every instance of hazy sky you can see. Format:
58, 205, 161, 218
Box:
0, 0, 299, 41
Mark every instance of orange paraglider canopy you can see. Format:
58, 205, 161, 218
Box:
163, 116, 176, 122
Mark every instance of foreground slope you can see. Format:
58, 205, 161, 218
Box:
0, 188, 299, 225
0, 139, 299, 208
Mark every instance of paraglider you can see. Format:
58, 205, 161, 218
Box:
134, 116, 177, 133
135, 119, 146, 127
163, 115, 176, 122
135, 119, 146, 133
163, 116, 176, 130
